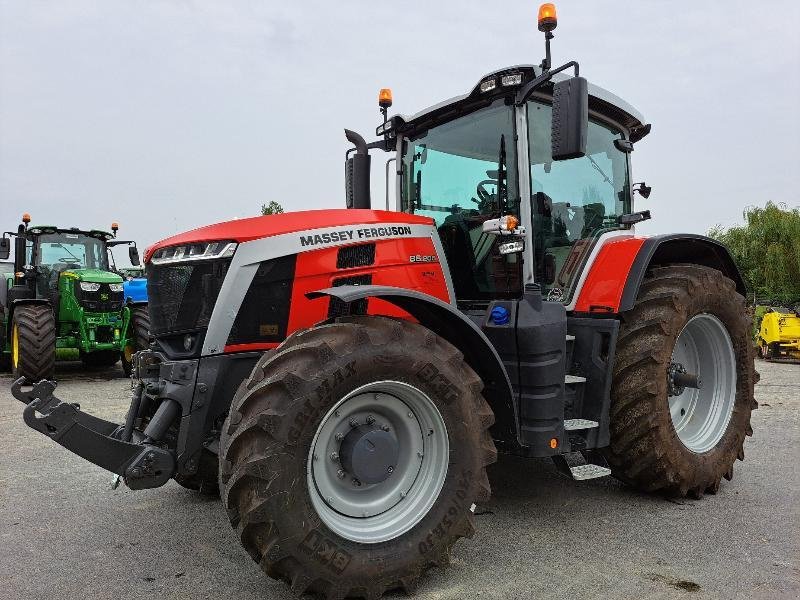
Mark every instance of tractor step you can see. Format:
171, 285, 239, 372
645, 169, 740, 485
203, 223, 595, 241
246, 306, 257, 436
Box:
563, 418, 599, 431
569, 463, 612, 480
564, 374, 586, 384
552, 451, 611, 481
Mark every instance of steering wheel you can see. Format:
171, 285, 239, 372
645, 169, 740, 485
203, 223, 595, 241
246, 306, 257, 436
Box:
473, 179, 507, 213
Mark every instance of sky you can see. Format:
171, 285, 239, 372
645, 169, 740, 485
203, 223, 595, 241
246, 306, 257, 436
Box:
1, 1, 798, 266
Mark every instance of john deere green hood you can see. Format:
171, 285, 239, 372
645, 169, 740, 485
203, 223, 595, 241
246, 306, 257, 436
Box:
62, 268, 123, 284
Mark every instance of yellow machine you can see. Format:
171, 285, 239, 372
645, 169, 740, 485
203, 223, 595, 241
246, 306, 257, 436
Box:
758, 308, 800, 360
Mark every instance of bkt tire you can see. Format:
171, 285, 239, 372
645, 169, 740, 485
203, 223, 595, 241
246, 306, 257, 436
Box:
605, 265, 757, 498
219, 316, 496, 599
11, 304, 56, 383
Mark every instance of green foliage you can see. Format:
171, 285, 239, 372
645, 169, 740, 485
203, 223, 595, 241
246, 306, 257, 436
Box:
709, 202, 800, 305
261, 201, 284, 216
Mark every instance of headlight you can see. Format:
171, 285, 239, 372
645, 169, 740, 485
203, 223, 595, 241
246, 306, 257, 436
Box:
109, 283, 124, 292
79, 282, 101, 292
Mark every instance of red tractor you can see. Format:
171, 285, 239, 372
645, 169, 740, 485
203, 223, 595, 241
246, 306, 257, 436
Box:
13, 5, 755, 599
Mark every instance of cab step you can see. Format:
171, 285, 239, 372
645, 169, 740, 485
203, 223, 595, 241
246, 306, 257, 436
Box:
569, 463, 612, 480
563, 418, 599, 431
552, 451, 611, 481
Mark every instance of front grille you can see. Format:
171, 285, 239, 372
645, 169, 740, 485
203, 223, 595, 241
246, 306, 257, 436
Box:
328, 274, 372, 318
95, 326, 115, 343
337, 243, 376, 269
146, 258, 231, 335
76, 284, 124, 312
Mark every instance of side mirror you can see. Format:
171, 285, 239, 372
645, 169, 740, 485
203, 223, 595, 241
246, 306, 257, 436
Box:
551, 76, 588, 161
128, 246, 141, 267
0, 238, 9, 260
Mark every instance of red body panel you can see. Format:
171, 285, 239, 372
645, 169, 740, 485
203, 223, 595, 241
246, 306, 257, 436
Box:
286, 237, 449, 334
145, 209, 434, 262
572, 237, 646, 313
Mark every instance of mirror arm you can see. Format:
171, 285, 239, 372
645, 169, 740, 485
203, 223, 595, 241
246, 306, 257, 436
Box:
515, 60, 580, 106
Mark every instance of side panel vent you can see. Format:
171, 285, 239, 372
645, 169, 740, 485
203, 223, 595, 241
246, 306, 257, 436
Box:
336, 243, 376, 269
328, 274, 372, 318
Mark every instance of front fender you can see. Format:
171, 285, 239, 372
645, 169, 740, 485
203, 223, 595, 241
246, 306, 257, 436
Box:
307, 285, 519, 444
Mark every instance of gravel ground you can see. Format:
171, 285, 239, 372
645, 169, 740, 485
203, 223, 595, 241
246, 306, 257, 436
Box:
1, 359, 798, 600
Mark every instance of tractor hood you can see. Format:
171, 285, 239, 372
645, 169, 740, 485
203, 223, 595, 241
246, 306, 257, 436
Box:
62, 268, 124, 284
144, 209, 434, 263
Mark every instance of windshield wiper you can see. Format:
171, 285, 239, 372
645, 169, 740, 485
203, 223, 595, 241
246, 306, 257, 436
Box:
54, 243, 83, 265
587, 154, 614, 188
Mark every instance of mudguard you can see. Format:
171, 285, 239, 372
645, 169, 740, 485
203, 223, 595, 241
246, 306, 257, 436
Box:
619, 234, 746, 312
307, 285, 519, 444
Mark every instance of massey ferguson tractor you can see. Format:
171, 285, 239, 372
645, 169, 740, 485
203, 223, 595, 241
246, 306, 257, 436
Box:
12, 5, 756, 599
0, 216, 150, 378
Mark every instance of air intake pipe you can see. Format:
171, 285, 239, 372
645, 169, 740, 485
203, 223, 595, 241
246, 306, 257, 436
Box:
344, 129, 371, 210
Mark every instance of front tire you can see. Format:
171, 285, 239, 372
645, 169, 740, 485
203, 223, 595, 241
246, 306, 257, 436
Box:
605, 265, 756, 498
11, 304, 57, 382
219, 316, 496, 599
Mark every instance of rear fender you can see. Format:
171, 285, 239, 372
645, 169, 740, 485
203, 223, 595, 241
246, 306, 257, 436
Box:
572, 234, 746, 314
619, 234, 746, 312
306, 285, 519, 445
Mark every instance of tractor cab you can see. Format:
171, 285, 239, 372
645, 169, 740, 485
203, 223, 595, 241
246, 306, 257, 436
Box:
346, 12, 651, 309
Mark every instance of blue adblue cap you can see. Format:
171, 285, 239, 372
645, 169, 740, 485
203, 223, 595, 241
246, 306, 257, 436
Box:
490, 306, 510, 325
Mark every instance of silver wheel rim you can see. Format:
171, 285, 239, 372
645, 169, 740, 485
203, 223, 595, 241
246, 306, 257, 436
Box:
307, 380, 449, 544
669, 314, 737, 453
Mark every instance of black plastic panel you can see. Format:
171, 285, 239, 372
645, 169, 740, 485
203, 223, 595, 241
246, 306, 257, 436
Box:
227, 255, 296, 346
566, 316, 619, 449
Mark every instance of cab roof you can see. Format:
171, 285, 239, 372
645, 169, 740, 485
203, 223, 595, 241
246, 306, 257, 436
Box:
393, 64, 646, 137
26, 226, 114, 240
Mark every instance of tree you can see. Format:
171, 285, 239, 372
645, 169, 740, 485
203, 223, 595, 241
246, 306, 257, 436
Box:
261, 201, 284, 215
708, 202, 800, 305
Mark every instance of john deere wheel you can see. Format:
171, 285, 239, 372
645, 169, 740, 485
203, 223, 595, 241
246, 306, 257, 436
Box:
220, 316, 496, 599
11, 304, 56, 383
122, 305, 150, 377
605, 265, 756, 498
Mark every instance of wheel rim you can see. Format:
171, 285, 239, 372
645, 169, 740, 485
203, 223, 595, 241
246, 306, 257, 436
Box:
307, 380, 449, 544
11, 324, 19, 369
123, 345, 133, 363
669, 314, 737, 453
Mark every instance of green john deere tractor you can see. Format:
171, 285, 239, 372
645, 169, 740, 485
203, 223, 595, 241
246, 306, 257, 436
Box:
0, 213, 150, 380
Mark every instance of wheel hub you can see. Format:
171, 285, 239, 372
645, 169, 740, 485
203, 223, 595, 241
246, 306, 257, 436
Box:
669, 313, 736, 453
307, 381, 449, 543
339, 424, 399, 485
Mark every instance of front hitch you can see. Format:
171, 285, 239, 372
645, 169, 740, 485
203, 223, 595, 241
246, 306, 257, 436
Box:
11, 377, 174, 490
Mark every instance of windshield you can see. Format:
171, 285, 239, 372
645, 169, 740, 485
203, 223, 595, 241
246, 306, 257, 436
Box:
527, 100, 630, 302
400, 102, 522, 301
35, 232, 109, 271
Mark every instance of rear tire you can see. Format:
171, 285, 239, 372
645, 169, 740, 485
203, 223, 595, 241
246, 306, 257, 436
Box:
219, 316, 496, 599
11, 304, 56, 383
605, 265, 756, 498
122, 305, 150, 377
